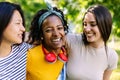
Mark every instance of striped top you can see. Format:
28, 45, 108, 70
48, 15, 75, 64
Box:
0, 42, 31, 80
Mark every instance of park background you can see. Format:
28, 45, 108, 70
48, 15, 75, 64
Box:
0, 0, 120, 80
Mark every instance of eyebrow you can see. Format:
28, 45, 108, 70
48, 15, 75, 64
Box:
56, 24, 63, 27
46, 24, 63, 28
83, 20, 96, 22
83, 20, 96, 23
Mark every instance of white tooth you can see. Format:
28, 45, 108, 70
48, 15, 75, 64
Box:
86, 33, 93, 36
52, 38, 60, 41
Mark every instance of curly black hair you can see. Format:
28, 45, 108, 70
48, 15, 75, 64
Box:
27, 7, 69, 45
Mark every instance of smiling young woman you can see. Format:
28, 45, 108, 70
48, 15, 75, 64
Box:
26, 3, 68, 80
0, 2, 31, 80
66, 5, 118, 80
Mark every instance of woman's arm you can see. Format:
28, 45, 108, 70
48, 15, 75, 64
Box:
103, 69, 113, 80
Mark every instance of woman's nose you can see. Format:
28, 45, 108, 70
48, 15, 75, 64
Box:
84, 25, 91, 31
52, 29, 59, 36
20, 24, 25, 32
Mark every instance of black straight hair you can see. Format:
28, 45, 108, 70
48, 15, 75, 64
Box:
82, 5, 112, 46
0, 2, 25, 45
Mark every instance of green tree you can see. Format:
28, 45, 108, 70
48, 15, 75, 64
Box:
87, 0, 120, 37
0, 0, 120, 37
54, 0, 120, 37
0, 0, 46, 31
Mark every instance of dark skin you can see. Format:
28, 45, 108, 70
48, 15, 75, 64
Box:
42, 15, 65, 54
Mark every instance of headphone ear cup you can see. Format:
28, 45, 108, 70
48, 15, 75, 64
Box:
58, 53, 68, 63
45, 52, 57, 63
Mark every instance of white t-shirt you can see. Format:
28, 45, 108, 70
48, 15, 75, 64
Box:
0, 42, 31, 80
66, 33, 118, 80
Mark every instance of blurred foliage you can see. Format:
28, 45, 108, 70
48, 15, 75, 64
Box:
56, 0, 88, 33
56, 0, 120, 36
0, 0, 46, 31
86, 0, 120, 38
0, 0, 120, 37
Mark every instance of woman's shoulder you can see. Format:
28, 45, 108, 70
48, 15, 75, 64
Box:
107, 47, 118, 69
27, 45, 43, 57
66, 33, 83, 43
28, 44, 42, 52
12, 42, 32, 50
66, 33, 82, 38
107, 47, 118, 57
66, 33, 84, 51
19, 42, 32, 49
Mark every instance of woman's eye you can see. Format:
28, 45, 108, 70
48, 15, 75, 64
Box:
91, 24, 97, 27
16, 22, 20, 24
45, 29, 52, 33
58, 27, 64, 30
15, 22, 22, 25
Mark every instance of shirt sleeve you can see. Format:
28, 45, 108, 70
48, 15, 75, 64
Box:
107, 48, 118, 70
66, 33, 83, 47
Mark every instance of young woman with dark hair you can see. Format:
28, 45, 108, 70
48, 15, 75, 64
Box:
26, 4, 69, 80
0, 2, 31, 80
66, 5, 118, 80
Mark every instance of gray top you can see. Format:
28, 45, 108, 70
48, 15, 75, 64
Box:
66, 33, 118, 80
